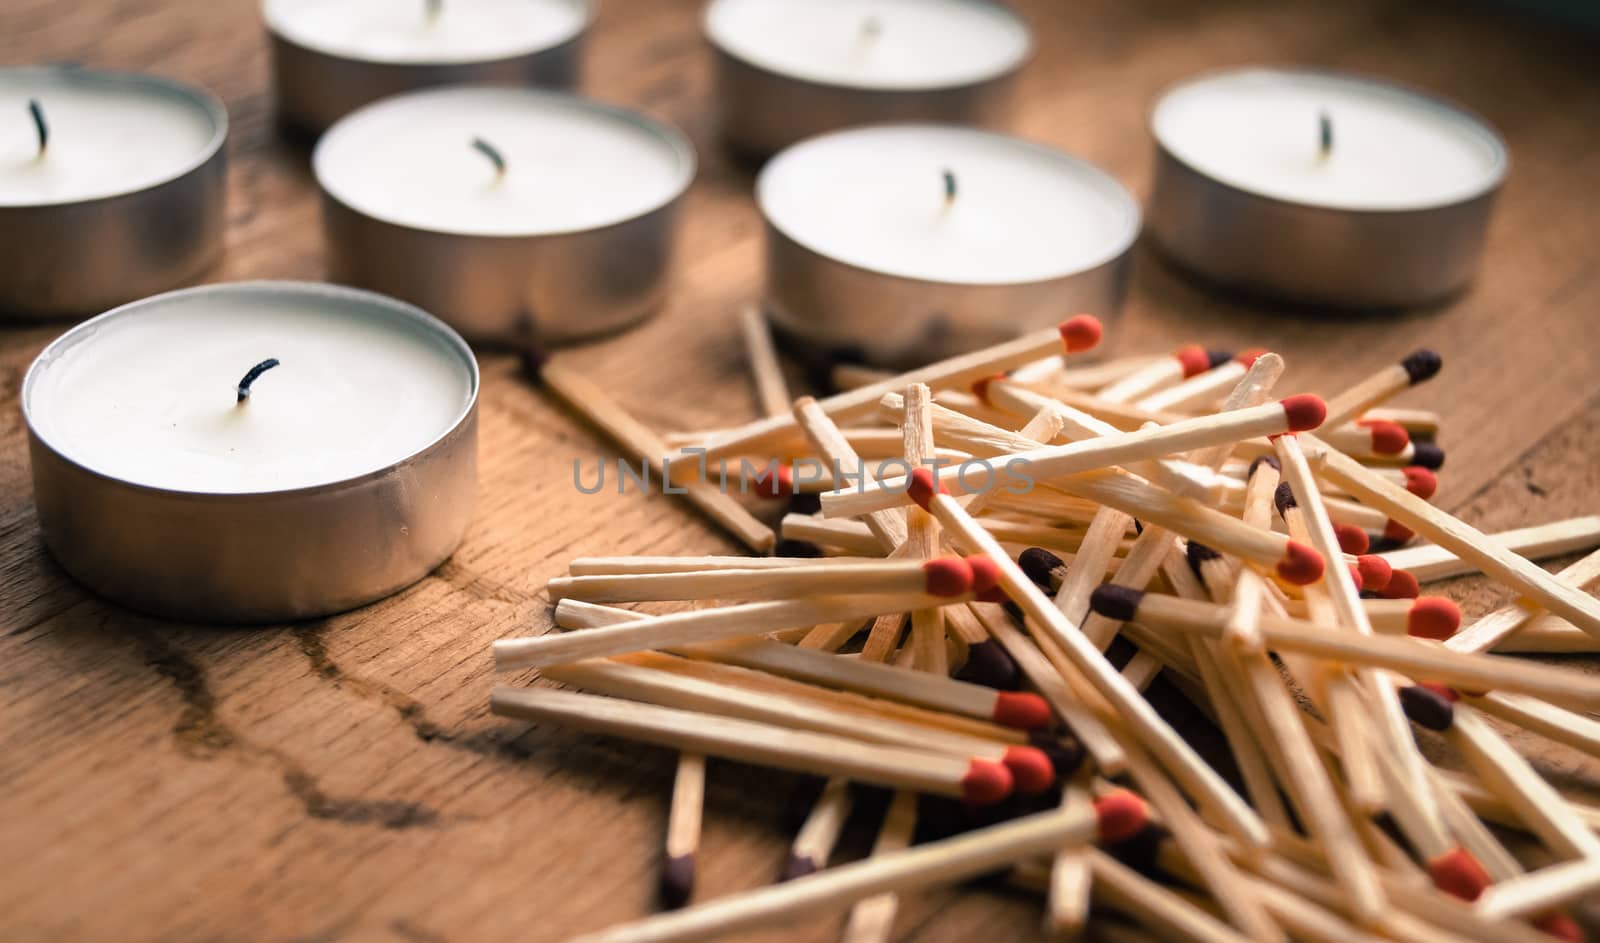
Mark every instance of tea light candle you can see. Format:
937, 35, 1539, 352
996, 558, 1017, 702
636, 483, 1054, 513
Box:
0, 66, 226, 318
1148, 67, 1507, 308
264, 0, 592, 133
757, 124, 1138, 366
24, 282, 479, 623
316, 86, 694, 344
705, 0, 1031, 156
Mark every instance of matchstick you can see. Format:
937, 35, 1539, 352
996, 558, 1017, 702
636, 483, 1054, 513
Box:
680, 315, 1102, 462
1320, 349, 1442, 431
530, 357, 776, 553
1279, 596, 1461, 639
568, 555, 883, 576
1317, 449, 1600, 639
1320, 419, 1411, 458
1096, 344, 1229, 404
546, 557, 977, 604
1489, 622, 1600, 654
497, 592, 969, 670
821, 395, 1327, 517
491, 687, 1015, 803
1088, 849, 1253, 943
1468, 690, 1600, 761
567, 795, 1148, 943
1474, 858, 1600, 922
902, 383, 948, 675
907, 469, 1270, 850
828, 362, 894, 391
1087, 587, 1600, 706
1134, 349, 1267, 414
550, 600, 1053, 729
794, 396, 908, 551
1362, 406, 1441, 437
737, 304, 791, 418
779, 515, 887, 556
661, 752, 704, 909
1045, 777, 1094, 939
840, 789, 917, 942
783, 778, 851, 880
1009, 351, 1163, 388
1447, 548, 1600, 653
1376, 516, 1600, 582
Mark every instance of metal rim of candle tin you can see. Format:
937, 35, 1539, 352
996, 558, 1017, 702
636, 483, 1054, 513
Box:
703, 0, 1032, 158
315, 87, 695, 347
756, 124, 1140, 368
22, 281, 480, 625
263, 0, 594, 135
0, 65, 227, 321
1146, 67, 1510, 310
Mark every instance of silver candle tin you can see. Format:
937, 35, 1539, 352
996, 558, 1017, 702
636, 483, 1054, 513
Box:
704, 0, 1030, 158
315, 88, 695, 346
23, 282, 479, 624
757, 127, 1139, 368
1146, 69, 1508, 309
0, 66, 226, 320
264, 0, 592, 135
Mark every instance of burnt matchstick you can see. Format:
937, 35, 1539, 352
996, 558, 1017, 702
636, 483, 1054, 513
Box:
1322, 348, 1442, 430
1018, 546, 1068, 592
1318, 109, 1333, 158
1400, 683, 1459, 731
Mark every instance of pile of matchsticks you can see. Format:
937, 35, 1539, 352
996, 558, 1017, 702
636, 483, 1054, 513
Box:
495, 308, 1600, 943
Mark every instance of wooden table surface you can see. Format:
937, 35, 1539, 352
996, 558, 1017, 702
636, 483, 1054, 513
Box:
4, 1, 1600, 940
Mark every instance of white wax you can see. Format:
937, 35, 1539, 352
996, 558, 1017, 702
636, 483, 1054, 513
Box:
314, 87, 693, 236
25, 284, 475, 494
0, 68, 220, 206
758, 125, 1138, 285
705, 0, 1030, 90
1153, 68, 1506, 211
263, 0, 589, 64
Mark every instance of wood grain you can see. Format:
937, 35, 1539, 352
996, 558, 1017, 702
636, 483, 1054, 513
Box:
2, 0, 1599, 940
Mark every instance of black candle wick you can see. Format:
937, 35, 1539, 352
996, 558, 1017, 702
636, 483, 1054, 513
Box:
425, 0, 442, 20
942, 168, 957, 204
28, 99, 47, 156
236, 358, 281, 403
472, 136, 507, 176
862, 15, 883, 39
1319, 110, 1332, 159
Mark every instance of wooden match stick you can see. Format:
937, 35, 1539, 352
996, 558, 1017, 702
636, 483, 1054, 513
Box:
1447, 548, 1600, 653
1468, 690, 1600, 761
1474, 857, 1600, 921
1362, 406, 1441, 437
1489, 622, 1600, 654
496, 592, 971, 670
737, 305, 790, 419
1316, 449, 1600, 639
1321, 420, 1411, 458
1045, 777, 1094, 938
661, 752, 704, 908
1377, 516, 1600, 582
1320, 349, 1441, 431
821, 395, 1326, 518
1097, 344, 1228, 404
783, 777, 851, 880
491, 687, 1014, 804
1089, 849, 1255, 943
532, 358, 775, 553
680, 315, 1102, 463
1087, 587, 1600, 706
547, 557, 977, 604
1009, 351, 1163, 388
907, 469, 1270, 849
901, 383, 948, 676
1135, 349, 1267, 414
1280, 595, 1461, 639
567, 795, 1147, 943
840, 789, 917, 941
568, 555, 882, 576
552, 601, 1054, 729
793, 396, 908, 552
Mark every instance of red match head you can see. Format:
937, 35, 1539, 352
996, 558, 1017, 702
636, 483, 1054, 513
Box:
1174, 344, 1210, 378
1403, 466, 1439, 500
1346, 564, 1365, 592
1334, 523, 1370, 555
1407, 597, 1461, 640
1418, 681, 1460, 703
1279, 394, 1328, 433
907, 467, 947, 511
1355, 555, 1393, 593
992, 691, 1052, 730
1092, 790, 1150, 845
1058, 315, 1103, 354
1236, 348, 1269, 368
1533, 912, 1583, 942
753, 464, 793, 499
966, 555, 1001, 596
1276, 540, 1325, 585
1384, 520, 1416, 544
1358, 419, 1410, 455
970, 373, 1004, 405
922, 556, 974, 597
1381, 568, 1421, 600
1002, 746, 1056, 795
1427, 847, 1491, 902
960, 758, 1014, 805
